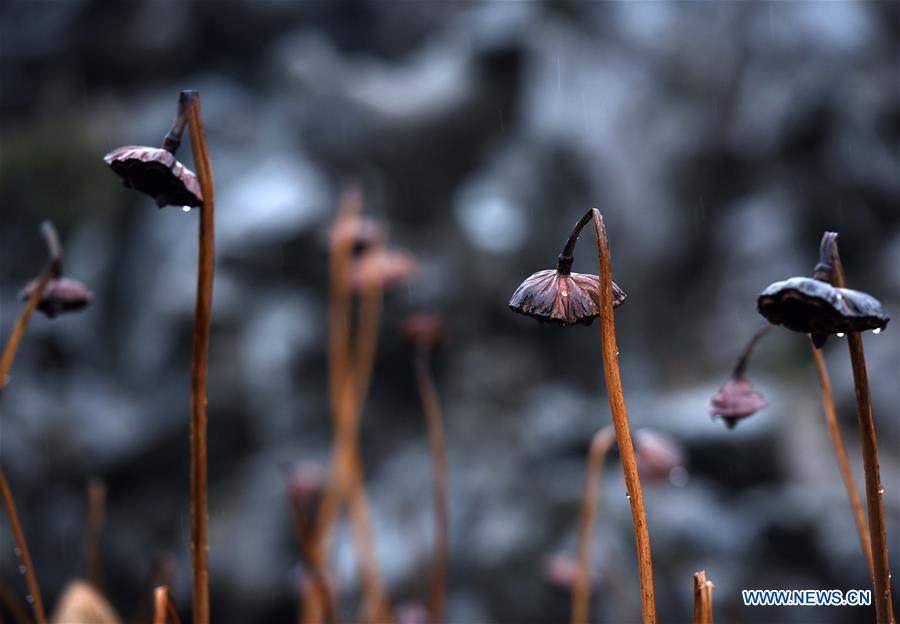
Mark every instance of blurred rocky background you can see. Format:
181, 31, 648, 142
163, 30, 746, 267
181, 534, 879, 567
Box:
1, 1, 898, 623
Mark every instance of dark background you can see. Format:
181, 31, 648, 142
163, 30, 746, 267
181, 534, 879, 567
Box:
1, 1, 898, 623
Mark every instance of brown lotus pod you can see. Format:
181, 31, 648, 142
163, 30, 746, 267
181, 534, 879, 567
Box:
708, 377, 767, 429
349, 249, 417, 292
400, 314, 447, 350
757, 276, 888, 347
508, 269, 626, 327
103, 145, 202, 208
51, 580, 121, 624
19, 276, 93, 318
634, 429, 685, 484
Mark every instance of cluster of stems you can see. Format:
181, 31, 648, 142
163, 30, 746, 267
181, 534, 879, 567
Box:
0, 221, 65, 624
412, 343, 450, 624
309, 187, 389, 624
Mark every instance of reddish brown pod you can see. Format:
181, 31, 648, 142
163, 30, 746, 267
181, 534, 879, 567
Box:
634, 430, 686, 484
509, 268, 625, 326
708, 377, 768, 430
509, 209, 625, 326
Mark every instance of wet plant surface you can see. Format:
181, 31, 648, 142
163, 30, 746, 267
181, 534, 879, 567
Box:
1, 3, 899, 624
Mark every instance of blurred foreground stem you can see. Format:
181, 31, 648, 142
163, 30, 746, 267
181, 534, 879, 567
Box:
809, 340, 874, 578
571, 427, 615, 624
413, 344, 449, 624
692, 571, 713, 624
0, 469, 46, 624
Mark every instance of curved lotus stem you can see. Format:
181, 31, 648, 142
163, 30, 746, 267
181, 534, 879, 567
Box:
0, 469, 46, 624
809, 341, 874, 578
183, 89, 216, 624
822, 233, 893, 624
0, 222, 62, 395
413, 344, 449, 624
589, 209, 657, 623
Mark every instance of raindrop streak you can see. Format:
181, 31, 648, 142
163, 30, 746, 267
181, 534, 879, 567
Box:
17, 565, 25, 575
13, 547, 21, 557
25, 595, 33, 604
873, 328, 882, 334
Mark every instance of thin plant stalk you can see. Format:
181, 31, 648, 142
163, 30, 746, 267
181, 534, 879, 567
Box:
152, 586, 180, 624
413, 344, 449, 624
84, 478, 107, 590
731, 324, 771, 378
288, 486, 336, 624
809, 341, 874, 578
0, 580, 29, 624
314, 190, 390, 623
571, 426, 615, 624
299, 574, 322, 624
692, 571, 713, 624
0, 222, 62, 395
0, 468, 46, 624
183, 89, 216, 624
313, 188, 361, 562
586, 209, 656, 624
822, 233, 894, 623
345, 248, 390, 623
0, 222, 61, 624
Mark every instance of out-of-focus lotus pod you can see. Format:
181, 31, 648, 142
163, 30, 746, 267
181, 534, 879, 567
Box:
541, 553, 585, 590
349, 249, 416, 292
19, 277, 93, 318
708, 377, 768, 429
634, 430, 685, 484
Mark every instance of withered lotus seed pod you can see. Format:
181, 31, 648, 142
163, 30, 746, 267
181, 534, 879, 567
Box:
541, 553, 584, 590
349, 248, 417, 292
634, 430, 685, 484
757, 276, 889, 347
708, 377, 767, 429
19, 277, 94, 318
103, 145, 202, 208
508, 268, 626, 327
400, 314, 447, 350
